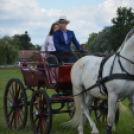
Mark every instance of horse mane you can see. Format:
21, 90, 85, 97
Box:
118, 28, 134, 51
120, 41, 125, 50
125, 28, 134, 42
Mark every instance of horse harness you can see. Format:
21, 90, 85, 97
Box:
73, 52, 134, 97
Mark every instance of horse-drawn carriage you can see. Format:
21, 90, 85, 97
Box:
3, 50, 119, 134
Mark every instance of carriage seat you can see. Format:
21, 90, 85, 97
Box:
45, 55, 59, 67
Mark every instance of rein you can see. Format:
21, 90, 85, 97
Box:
72, 52, 134, 97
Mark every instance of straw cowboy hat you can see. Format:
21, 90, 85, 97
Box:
57, 16, 70, 24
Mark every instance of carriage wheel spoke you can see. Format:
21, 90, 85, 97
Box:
18, 93, 24, 102
16, 86, 20, 99
33, 116, 39, 123
9, 89, 14, 100
36, 96, 40, 109
17, 109, 24, 123
42, 97, 45, 109
8, 109, 13, 117
42, 116, 48, 125
99, 113, 102, 118
40, 118, 43, 134
18, 108, 25, 114
37, 119, 40, 131
17, 110, 20, 128
39, 94, 42, 108
10, 111, 14, 127
42, 118, 46, 132
6, 97, 13, 103
43, 105, 48, 110
14, 110, 17, 128
33, 103, 38, 110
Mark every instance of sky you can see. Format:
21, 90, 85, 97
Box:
0, 0, 134, 46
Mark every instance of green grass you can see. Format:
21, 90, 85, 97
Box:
0, 68, 133, 134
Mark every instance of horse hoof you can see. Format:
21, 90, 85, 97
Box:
132, 126, 134, 132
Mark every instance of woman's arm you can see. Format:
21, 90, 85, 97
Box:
41, 36, 49, 51
41, 36, 49, 57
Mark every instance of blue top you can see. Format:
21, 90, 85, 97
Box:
53, 29, 82, 51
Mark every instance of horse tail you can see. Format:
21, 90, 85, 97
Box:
64, 86, 82, 128
117, 101, 127, 111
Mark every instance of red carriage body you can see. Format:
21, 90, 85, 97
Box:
20, 51, 73, 90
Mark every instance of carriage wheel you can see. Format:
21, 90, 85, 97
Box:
4, 78, 27, 129
94, 99, 119, 124
30, 90, 52, 134
67, 102, 75, 118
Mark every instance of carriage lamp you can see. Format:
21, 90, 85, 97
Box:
28, 62, 37, 71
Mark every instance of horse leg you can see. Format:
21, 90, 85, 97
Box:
85, 93, 95, 115
106, 94, 118, 134
127, 94, 134, 131
78, 94, 99, 134
78, 112, 85, 134
112, 102, 119, 131
78, 94, 95, 134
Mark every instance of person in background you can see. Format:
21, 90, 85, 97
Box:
41, 22, 59, 84
41, 22, 59, 56
53, 16, 84, 63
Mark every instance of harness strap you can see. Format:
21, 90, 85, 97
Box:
72, 52, 134, 97
118, 53, 134, 64
98, 53, 113, 95
118, 53, 134, 77
72, 73, 134, 97
72, 83, 98, 97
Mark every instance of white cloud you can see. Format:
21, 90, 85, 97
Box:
0, 0, 134, 45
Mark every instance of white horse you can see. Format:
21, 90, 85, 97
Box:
69, 28, 134, 134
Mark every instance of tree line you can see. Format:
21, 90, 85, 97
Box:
86, 7, 134, 52
1, 7, 134, 65
0, 31, 41, 65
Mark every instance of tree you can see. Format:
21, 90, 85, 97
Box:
13, 31, 34, 50
86, 7, 134, 52
110, 7, 134, 50
0, 35, 19, 65
88, 27, 113, 52
34, 44, 41, 50
86, 33, 99, 50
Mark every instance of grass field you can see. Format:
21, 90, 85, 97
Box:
0, 68, 134, 134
